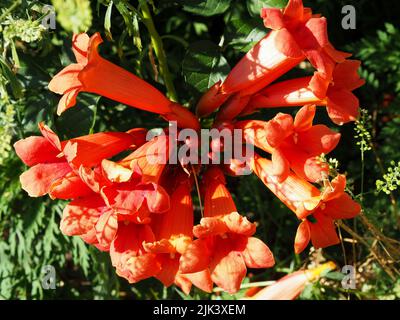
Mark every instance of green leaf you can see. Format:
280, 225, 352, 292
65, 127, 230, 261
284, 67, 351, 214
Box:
104, 0, 113, 40
225, 7, 267, 52
246, 0, 288, 17
0, 56, 23, 99
115, 1, 133, 35
324, 271, 345, 281
300, 283, 315, 299
71, 237, 91, 276
10, 41, 20, 69
132, 14, 142, 51
56, 93, 99, 138
181, 0, 232, 16
182, 40, 230, 94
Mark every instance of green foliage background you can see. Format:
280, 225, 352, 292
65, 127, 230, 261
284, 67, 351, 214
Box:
0, 0, 399, 300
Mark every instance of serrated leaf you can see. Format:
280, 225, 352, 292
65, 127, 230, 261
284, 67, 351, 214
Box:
181, 0, 232, 16
246, 0, 288, 17
71, 237, 91, 276
182, 41, 230, 94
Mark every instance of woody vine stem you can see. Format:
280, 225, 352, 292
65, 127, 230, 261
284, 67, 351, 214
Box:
139, 0, 178, 102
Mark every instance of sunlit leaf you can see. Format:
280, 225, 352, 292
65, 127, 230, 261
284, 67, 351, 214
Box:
104, 0, 113, 40
246, 0, 288, 17
181, 0, 232, 16
182, 40, 230, 94
225, 7, 267, 52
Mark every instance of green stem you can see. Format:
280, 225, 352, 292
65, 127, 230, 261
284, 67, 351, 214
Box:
88, 99, 99, 135
191, 164, 203, 218
0, 0, 21, 22
360, 146, 365, 204
139, 1, 178, 102
338, 221, 397, 281
354, 138, 366, 266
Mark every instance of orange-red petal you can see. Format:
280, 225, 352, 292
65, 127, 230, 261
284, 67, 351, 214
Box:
179, 239, 210, 274
271, 148, 290, 182
294, 105, 316, 132
95, 209, 118, 250
265, 113, 294, 148
326, 89, 359, 125
63, 132, 134, 169
60, 194, 105, 237
221, 29, 304, 96
49, 171, 93, 199
322, 193, 361, 220
251, 156, 321, 219
332, 60, 365, 91
14, 136, 61, 166
294, 220, 311, 254
38, 122, 62, 150
241, 237, 275, 268
123, 135, 169, 184
196, 81, 229, 118
72, 33, 90, 63
309, 212, 340, 249
183, 269, 213, 293
209, 240, 247, 294
20, 162, 72, 197
202, 167, 237, 218
110, 222, 160, 283
297, 124, 341, 155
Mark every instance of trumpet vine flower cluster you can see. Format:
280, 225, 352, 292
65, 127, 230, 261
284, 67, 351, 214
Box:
15, 0, 362, 295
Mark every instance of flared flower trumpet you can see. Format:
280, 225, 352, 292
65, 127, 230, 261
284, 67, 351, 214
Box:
49, 33, 200, 130
251, 155, 321, 219
14, 122, 134, 198
247, 60, 365, 125
196, 0, 351, 121
294, 175, 361, 253
144, 173, 213, 294
180, 167, 274, 293
237, 105, 341, 183
245, 261, 336, 300
60, 193, 116, 251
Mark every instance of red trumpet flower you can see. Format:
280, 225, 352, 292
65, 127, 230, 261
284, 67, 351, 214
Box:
260, 1, 351, 95
15, 0, 365, 295
60, 193, 117, 251
251, 157, 360, 252
14, 122, 134, 199
110, 221, 161, 284
197, 0, 350, 121
100, 162, 170, 224
251, 155, 321, 219
246, 262, 336, 300
237, 105, 341, 182
247, 60, 365, 125
49, 33, 200, 130
180, 167, 274, 293
294, 174, 361, 253
144, 174, 213, 294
